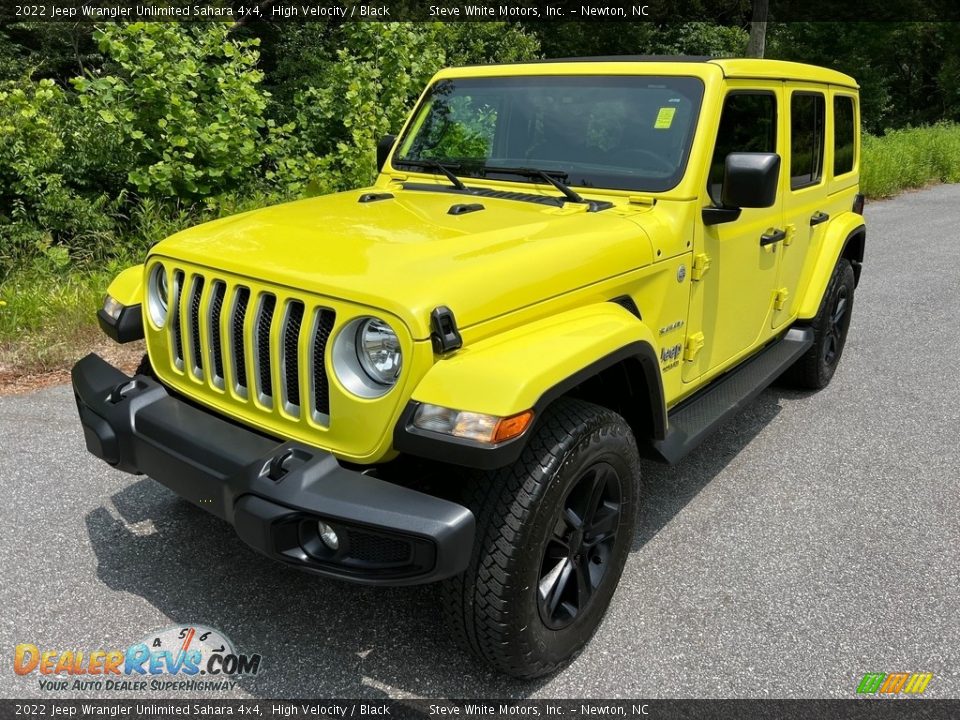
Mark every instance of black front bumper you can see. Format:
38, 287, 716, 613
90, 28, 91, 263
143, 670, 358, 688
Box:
71, 354, 474, 586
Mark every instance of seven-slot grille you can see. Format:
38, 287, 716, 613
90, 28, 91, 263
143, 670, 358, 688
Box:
167, 270, 336, 423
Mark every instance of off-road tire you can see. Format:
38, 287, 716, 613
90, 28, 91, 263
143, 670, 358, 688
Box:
442, 398, 640, 679
782, 258, 856, 390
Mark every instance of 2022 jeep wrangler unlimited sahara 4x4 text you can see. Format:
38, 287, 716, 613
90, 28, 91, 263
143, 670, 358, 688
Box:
74, 57, 864, 678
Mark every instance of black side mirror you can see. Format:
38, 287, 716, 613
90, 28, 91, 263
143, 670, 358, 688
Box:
377, 134, 396, 173
721, 152, 780, 209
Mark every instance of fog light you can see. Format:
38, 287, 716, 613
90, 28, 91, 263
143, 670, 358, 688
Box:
102, 295, 124, 322
317, 521, 340, 550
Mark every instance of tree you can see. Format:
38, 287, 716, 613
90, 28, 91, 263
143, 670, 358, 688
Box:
746, 0, 769, 58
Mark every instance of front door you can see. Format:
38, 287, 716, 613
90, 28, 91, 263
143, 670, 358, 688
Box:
683, 82, 785, 384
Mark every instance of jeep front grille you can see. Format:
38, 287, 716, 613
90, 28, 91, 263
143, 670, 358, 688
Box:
188, 275, 205, 378
209, 280, 226, 385
311, 309, 335, 416
232, 287, 250, 392
255, 294, 276, 401
164, 271, 337, 424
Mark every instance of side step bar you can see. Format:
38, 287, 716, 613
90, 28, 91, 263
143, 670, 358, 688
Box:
652, 327, 814, 464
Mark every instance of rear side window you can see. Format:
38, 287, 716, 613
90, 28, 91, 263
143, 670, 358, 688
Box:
709, 92, 777, 204
834, 95, 856, 176
790, 92, 825, 189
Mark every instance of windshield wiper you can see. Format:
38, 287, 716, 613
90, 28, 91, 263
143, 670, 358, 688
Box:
395, 159, 468, 191
478, 165, 586, 205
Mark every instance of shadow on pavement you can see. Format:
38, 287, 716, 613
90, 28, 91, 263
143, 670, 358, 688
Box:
635, 386, 797, 550
83, 386, 794, 698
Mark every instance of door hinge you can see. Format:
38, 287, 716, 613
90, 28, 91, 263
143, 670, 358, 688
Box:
684, 332, 705, 361
783, 224, 796, 246
774, 287, 790, 310
691, 253, 711, 281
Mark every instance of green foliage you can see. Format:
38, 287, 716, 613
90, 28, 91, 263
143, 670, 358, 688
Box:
860, 123, 960, 197
271, 22, 539, 195
0, 263, 124, 373
3, 17, 960, 366
532, 21, 747, 59
0, 23, 101, 83
0, 20, 543, 362
0, 78, 116, 277
275, 23, 445, 194
768, 23, 960, 135
72, 23, 270, 199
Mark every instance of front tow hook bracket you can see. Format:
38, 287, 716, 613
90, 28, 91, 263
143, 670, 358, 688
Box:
108, 379, 141, 404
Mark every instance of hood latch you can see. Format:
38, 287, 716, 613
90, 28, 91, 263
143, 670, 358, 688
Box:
430, 306, 463, 355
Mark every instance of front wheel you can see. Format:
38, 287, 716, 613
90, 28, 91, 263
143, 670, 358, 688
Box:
442, 398, 640, 678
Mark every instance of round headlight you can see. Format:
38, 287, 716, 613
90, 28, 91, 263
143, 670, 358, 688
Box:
355, 318, 402, 385
332, 316, 403, 398
147, 263, 169, 327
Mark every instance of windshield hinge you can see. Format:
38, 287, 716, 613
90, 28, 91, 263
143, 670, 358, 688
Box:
691, 253, 711, 281
628, 195, 656, 207
430, 306, 463, 355
684, 332, 705, 362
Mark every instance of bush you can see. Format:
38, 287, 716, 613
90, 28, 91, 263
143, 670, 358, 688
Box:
270, 22, 540, 196
72, 23, 271, 200
0, 78, 116, 278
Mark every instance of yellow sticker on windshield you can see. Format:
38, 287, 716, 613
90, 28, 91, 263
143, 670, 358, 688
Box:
654, 107, 676, 129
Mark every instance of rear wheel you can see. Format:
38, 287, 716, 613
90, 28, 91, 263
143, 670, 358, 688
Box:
442, 398, 640, 678
783, 258, 855, 390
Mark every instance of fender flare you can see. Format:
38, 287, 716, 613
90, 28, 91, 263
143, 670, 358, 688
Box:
798, 214, 865, 320
393, 303, 666, 470
107, 265, 144, 306
99, 265, 145, 343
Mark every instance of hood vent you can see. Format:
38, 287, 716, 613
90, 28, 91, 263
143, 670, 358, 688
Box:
358, 192, 394, 203
448, 203, 485, 216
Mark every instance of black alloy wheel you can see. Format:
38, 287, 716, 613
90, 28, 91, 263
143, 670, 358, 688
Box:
538, 462, 623, 630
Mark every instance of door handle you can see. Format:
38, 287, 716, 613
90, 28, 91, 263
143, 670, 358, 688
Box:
809, 211, 830, 227
760, 228, 787, 246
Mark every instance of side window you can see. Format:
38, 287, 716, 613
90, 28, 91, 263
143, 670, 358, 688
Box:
709, 92, 777, 204
834, 95, 856, 176
790, 92, 826, 189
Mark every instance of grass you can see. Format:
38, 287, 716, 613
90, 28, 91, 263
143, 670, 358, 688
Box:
0, 266, 118, 376
3, 123, 960, 386
861, 123, 960, 197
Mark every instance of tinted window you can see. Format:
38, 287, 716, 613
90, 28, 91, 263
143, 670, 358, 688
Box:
395, 75, 705, 193
834, 95, 856, 176
790, 93, 825, 189
708, 92, 777, 204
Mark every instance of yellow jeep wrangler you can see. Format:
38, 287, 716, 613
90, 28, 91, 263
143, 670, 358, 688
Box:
73, 56, 865, 678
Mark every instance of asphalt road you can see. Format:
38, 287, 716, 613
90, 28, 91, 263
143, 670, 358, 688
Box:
2, 185, 959, 701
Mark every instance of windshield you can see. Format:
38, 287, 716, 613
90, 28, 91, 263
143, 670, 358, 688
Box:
394, 75, 704, 193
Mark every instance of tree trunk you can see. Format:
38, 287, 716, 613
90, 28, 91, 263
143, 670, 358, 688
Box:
746, 0, 769, 58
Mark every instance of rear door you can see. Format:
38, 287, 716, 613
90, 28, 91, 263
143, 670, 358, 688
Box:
774, 84, 829, 328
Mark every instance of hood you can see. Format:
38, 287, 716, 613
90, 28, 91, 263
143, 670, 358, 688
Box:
152, 185, 655, 339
